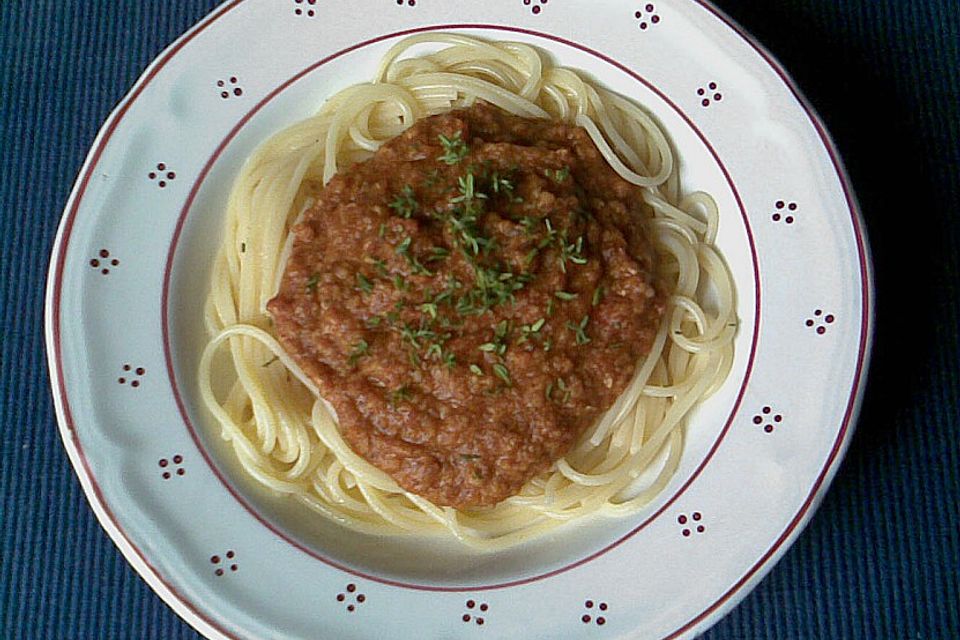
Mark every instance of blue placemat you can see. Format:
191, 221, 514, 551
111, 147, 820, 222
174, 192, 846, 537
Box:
1, 1, 957, 638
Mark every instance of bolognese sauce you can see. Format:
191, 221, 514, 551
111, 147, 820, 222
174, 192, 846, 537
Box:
267, 102, 665, 509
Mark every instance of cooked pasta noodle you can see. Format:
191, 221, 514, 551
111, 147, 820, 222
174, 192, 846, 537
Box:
200, 33, 736, 550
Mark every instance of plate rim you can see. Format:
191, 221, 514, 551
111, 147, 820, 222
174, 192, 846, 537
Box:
43, 1, 875, 638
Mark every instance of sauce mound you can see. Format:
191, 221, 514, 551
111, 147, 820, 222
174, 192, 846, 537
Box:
268, 103, 665, 509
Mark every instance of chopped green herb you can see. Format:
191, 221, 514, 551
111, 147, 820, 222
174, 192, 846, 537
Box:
420, 302, 438, 319
547, 298, 555, 316
559, 234, 588, 272
390, 386, 413, 404
592, 286, 605, 307
366, 258, 385, 277
392, 274, 408, 291
356, 272, 374, 294
537, 218, 559, 250
469, 364, 484, 376
451, 172, 487, 204
306, 273, 320, 293
554, 291, 577, 301
460, 454, 482, 461
519, 216, 538, 236
442, 352, 457, 369
365, 315, 383, 328
427, 247, 450, 262
438, 132, 469, 165
388, 185, 419, 219
566, 315, 591, 345
479, 343, 498, 353
549, 166, 571, 183
378, 223, 387, 238
492, 363, 512, 386
519, 318, 546, 344
348, 339, 370, 366
489, 170, 515, 196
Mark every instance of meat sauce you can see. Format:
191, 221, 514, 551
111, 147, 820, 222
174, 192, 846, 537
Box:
268, 103, 664, 509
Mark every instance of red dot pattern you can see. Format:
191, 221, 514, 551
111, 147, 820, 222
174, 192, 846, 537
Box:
634, 3, 661, 30
697, 82, 723, 107
210, 550, 238, 576
148, 163, 176, 188
90, 249, 119, 275
754, 406, 783, 433
523, 0, 548, 14
118, 364, 146, 388
772, 200, 798, 224
582, 600, 609, 626
807, 309, 836, 335
462, 599, 490, 626
293, 0, 317, 17
158, 454, 185, 480
678, 512, 705, 537
217, 76, 244, 100
337, 584, 366, 612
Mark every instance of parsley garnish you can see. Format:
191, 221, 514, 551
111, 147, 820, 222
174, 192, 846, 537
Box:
567, 315, 591, 345
306, 273, 320, 293
356, 272, 373, 294
489, 170, 515, 196
451, 173, 487, 204
492, 363, 512, 386
438, 132, 469, 165
427, 247, 450, 262
519, 318, 546, 343
559, 234, 588, 272
390, 386, 413, 404
388, 185, 419, 219
547, 377, 570, 403
348, 340, 370, 366
442, 351, 457, 369
370, 258, 389, 277
592, 286, 605, 307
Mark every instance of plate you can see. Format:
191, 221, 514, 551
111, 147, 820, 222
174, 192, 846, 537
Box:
45, 1, 873, 638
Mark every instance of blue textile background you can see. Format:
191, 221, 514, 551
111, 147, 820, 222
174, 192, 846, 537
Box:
1, 1, 957, 638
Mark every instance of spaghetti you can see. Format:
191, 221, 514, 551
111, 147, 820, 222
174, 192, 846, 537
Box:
200, 33, 737, 550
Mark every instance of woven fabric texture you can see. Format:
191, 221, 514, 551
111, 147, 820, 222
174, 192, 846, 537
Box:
1, 1, 957, 638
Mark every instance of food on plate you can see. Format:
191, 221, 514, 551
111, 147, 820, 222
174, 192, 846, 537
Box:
200, 33, 736, 549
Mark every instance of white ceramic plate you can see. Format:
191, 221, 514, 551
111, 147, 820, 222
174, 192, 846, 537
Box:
45, 1, 873, 638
